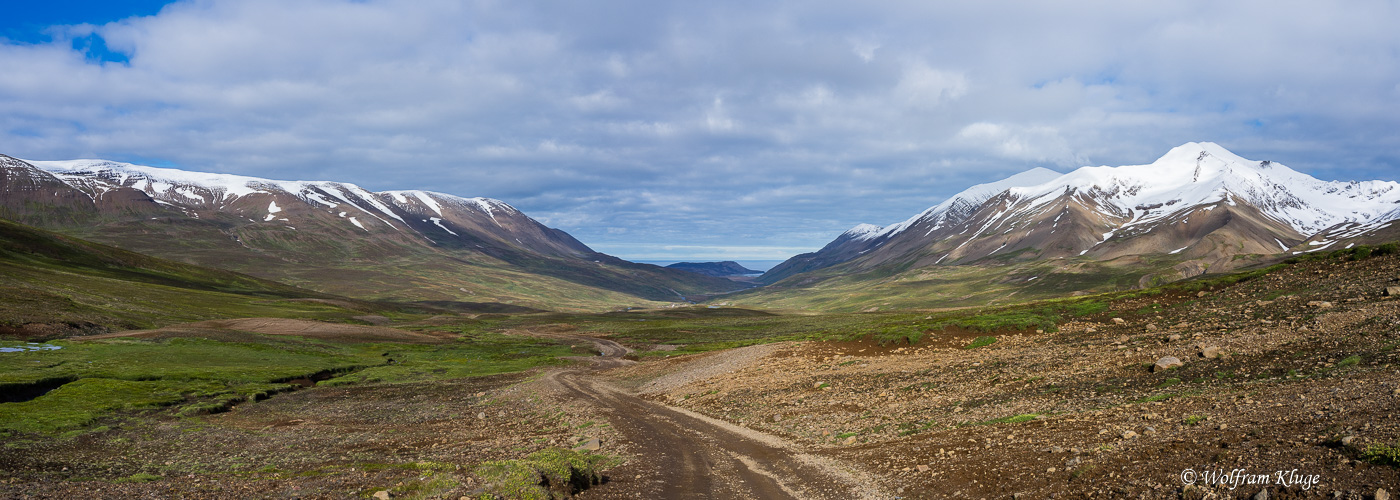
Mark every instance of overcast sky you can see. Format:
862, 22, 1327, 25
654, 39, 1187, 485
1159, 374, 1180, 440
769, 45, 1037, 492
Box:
3, 1, 1399, 261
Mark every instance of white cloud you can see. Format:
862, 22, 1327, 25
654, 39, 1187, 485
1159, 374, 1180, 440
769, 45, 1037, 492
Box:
1, 0, 1398, 260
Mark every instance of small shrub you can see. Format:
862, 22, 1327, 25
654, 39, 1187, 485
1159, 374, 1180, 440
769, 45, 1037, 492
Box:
1361, 441, 1400, 466
1337, 355, 1361, 367
1351, 246, 1373, 260
1157, 378, 1181, 389
1375, 243, 1398, 256
1183, 415, 1206, 426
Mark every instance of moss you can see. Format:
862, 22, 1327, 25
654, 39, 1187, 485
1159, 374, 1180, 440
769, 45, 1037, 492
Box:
474, 448, 618, 500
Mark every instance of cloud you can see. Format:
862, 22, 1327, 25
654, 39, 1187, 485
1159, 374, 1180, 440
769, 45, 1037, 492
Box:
1, 0, 1398, 260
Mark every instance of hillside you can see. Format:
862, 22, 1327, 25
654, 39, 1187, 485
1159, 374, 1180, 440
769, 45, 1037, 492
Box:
0, 217, 388, 338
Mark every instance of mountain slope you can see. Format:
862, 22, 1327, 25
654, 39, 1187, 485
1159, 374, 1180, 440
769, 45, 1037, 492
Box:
0, 156, 741, 309
744, 142, 1400, 311
0, 217, 390, 337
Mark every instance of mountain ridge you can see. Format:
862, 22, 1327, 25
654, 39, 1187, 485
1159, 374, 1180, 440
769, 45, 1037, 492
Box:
0, 155, 743, 309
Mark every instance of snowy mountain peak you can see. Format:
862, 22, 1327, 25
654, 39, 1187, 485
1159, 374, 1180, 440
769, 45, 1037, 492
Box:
842, 223, 886, 241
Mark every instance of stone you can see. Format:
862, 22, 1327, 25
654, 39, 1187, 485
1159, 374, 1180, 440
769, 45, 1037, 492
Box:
1167, 334, 1182, 342
372, 491, 393, 500
1121, 430, 1138, 439
1386, 287, 1400, 297
1376, 488, 1390, 500
1340, 435, 1356, 446
1253, 490, 1268, 500
1307, 301, 1334, 309
1153, 357, 1183, 372
1201, 346, 1223, 359
477, 412, 486, 420
1146, 323, 1159, 332
773, 414, 782, 422
1197, 291, 1208, 297
916, 464, 930, 472
1393, 387, 1400, 396
843, 436, 858, 445
1085, 327, 1097, 333
575, 437, 602, 451
1112, 317, 1126, 325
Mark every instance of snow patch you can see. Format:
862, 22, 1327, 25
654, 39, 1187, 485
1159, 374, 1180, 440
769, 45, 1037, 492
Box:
430, 217, 458, 236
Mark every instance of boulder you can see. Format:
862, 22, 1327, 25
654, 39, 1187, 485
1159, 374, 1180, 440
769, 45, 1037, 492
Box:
372, 491, 393, 500
1200, 346, 1223, 359
1153, 357, 1183, 372
1112, 318, 1126, 325
574, 437, 602, 451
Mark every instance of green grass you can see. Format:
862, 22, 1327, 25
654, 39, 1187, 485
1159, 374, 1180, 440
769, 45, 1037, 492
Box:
0, 331, 577, 435
1183, 415, 1207, 426
965, 336, 998, 349
1337, 355, 1361, 367
964, 413, 1041, 426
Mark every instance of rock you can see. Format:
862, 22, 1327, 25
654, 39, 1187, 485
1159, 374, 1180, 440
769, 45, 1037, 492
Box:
1307, 301, 1334, 309
1167, 334, 1182, 342
1340, 435, 1356, 446
916, 464, 930, 472
1386, 287, 1400, 297
1393, 387, 1400, 396
1153, 357, 1183, 372
1253, 490, 1267, 500
1146, 323, 1159, 332
1121, 430, 1138, 439
1200, 346, 1223, 359
476, 412, 486, 420
843, 436, 858, 445
574, 437, 602, 451
1197, 291, 1208, 298
1085, 327, 1097, 333
772, 414, 782, 422
1112, 317, 1126, 325
1377, 488, 1390, 500
372, 491, 393, 500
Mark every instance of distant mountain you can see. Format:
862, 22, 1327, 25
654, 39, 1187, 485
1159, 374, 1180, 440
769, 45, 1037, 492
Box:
0, 155, 743, 309
665, 261, 761, 277
745, 142, 1400, 309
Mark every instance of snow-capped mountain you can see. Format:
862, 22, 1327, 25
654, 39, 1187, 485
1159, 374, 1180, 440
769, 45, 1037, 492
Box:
762, 142, 1400, 284
14, 157, 593, 258
0, 155, 743, 304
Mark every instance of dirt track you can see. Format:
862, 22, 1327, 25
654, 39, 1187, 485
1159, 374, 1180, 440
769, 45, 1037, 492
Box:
524, 331, 886, 499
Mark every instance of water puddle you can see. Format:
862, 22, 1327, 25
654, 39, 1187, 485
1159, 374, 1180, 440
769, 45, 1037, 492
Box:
0, 343, 62, 353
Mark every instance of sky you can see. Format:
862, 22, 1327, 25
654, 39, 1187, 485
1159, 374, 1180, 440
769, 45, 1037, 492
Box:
3, 1, 1399, 261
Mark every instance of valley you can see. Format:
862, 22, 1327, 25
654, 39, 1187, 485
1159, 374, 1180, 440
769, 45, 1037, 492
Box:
2, 144, 1398, 498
